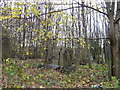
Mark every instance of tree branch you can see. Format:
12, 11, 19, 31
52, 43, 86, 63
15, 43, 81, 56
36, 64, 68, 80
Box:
75, 1, 108, 16
16, 3, 108, 20
114, 18, 120, 24
38, 5, 108, 16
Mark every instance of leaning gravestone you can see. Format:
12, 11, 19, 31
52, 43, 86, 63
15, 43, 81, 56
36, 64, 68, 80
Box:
2, 29, 11, 59
2, 37, 11, 59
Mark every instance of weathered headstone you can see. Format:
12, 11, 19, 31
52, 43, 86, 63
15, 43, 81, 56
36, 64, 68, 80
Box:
44, 64, 61, 70
61, 65, 75, 73
2, 29, 11, 59
104, 40, 111, 62
63, 48, 71, 68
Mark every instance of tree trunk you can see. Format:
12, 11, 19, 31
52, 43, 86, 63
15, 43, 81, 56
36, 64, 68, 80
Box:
109, 16, 119, 77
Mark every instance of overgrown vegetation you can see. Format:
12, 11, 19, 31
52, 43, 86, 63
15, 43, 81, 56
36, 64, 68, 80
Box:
1, 0, 120, 88
2, 58, 119, 88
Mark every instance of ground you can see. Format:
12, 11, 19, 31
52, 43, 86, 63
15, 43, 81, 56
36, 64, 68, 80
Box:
2, 58, 120, 88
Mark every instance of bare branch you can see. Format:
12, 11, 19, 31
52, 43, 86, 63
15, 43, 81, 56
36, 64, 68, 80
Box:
114, 18, 120, 24
16, 3, 108, 20
38, 4, 108, 16
75, 1, 108, 16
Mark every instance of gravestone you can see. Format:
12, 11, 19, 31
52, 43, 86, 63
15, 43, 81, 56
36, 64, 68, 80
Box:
63, 48, 71, 68
2, 28, 11, 59
37, 64, 44, 68
44, 64, 61, 70
103, 40, 111, 62
61, 65, 75, 73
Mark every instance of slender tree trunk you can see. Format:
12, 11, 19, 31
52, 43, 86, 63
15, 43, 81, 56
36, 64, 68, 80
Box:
109, 15, 119, 77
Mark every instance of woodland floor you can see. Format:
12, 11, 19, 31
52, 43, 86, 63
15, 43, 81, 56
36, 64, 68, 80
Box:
2, 58, 120, 88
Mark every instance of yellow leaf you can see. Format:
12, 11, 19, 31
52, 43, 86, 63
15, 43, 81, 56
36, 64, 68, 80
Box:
6, 58, 10, 62
26, 51, 29, 55
43, 29, 46, 31
47, 32, 52, 35
16, 85, 20, 88
39, 74, 43, 77
14, 2, 21, 6
0, 16, 11, 20
82, 81, 85, 84
68, 79, 71, 83
48, 24, 51, 26
66, 39, 69, 41
30, 7, 39, 15
86, 79, 90, 82
40, 86, 44, 88
44, 38, 47, 41
44, 48, 47, 50
43, 5, 48, 8
92, 47, 94, 49
18, 28, 22, 31
51, 23, 55, 25
21, 86, 25, 88
25, 23, 28, 26
107, 41, 110, 44
57, 22, 62, 24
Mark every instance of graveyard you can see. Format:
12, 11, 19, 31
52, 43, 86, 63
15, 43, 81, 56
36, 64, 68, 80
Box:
2, 58, 119, 88
1, 0, 120, 88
